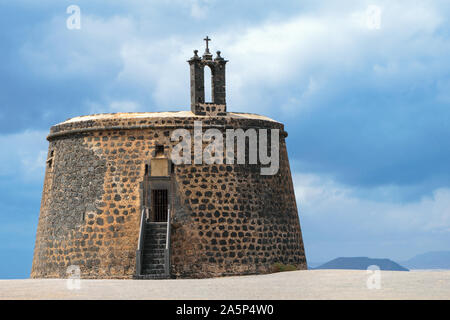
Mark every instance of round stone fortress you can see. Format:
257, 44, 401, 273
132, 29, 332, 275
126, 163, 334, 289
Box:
31, 39, 307, 279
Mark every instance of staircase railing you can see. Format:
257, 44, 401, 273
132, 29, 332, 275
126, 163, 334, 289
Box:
135, 207, 146, 276
164, 205, 171, 277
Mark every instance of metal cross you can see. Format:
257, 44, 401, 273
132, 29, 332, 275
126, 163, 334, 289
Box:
203, 36, 211, 50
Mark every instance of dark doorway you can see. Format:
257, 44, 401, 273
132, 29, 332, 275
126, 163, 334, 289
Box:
152, 189, 168, 222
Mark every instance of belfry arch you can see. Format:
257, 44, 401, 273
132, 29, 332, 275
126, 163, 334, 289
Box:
204, 64, 213, 103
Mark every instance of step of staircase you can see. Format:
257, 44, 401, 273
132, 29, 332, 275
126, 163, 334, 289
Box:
134, 274, 170, 280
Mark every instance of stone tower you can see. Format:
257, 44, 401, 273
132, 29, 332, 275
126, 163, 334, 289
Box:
31, 38, 307, 279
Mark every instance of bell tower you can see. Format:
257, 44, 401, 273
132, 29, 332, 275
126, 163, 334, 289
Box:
188, 36, 228, 116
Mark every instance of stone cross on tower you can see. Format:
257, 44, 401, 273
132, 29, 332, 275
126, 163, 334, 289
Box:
202, 35, 213, 60
204, 36, 211, 51
188, 37, 228, 116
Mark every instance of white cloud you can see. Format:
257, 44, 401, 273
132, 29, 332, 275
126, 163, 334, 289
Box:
0, 130, 48, 182
188, 0, 212, 19
110, 0, 447, 114
117, 38, 191, 109
87, 100, 142, 114
294, 172, 450, 236
18, 1, 449, 116
218, 1, 446, 114
20, 14, 136, 78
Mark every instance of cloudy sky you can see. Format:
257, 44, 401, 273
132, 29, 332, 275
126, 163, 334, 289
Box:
1, 0, 449, 278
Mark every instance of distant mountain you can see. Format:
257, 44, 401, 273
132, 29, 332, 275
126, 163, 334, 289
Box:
401, 251, 450, 270
307, 261, 325, 269
314, 257, 409, 271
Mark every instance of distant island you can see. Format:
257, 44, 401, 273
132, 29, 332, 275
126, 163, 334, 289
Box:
312, 257, 409, 271
400, 251, 450, 270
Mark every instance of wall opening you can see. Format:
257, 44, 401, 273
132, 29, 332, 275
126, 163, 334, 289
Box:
47, 150, 54, 169
152, 189, 168, 222
204, 66, 213, 103
155, 145, 164, 157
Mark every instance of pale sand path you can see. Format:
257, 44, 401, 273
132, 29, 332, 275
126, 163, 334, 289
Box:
1, 270, 449, 300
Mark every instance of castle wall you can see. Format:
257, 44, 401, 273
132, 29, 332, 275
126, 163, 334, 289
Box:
31, 114, 307, 279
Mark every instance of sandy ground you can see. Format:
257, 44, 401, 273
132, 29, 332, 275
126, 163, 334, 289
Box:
0, 270, 449, 300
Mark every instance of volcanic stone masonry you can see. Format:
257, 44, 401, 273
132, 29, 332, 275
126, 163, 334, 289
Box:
31, 38, 307, 279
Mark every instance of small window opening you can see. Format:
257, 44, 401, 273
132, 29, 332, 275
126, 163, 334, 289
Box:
47, 150, 54, 169
155, 145, 164, 157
